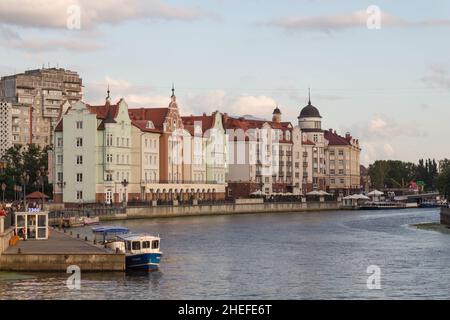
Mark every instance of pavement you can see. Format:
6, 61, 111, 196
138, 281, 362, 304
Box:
4, 229, 107, 254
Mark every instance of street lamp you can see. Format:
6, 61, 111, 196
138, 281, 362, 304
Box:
121, 179, 129, 206
21, 173, 29, 210
37, 166, 48, 207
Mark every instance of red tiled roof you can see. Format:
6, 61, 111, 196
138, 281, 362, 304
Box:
324, 129, 352, 146
86, 103, 119, 120
128, 107, 169, 131
302, 140, 315, 145
131, 120, 163, 134
181, 113, 215, 133
222, 115, 293, 143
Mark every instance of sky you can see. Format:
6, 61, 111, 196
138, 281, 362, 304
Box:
0, 0, 449, 165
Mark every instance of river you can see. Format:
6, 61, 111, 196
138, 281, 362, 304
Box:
1, 208, 449, 299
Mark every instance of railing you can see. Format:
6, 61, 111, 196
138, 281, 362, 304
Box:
140, 180, 220, 185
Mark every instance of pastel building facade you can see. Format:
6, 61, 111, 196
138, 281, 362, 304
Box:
224, 107, 301, 198
52, 90, 227, 206
297, 96, 361, 196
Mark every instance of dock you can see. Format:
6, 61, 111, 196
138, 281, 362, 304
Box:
0, 229, 125, 271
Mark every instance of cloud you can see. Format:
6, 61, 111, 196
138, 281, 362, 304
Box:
0, 0, 211, 30
421, 63, 450, 90
348, 114, 427, 165
266, 9, 450, 33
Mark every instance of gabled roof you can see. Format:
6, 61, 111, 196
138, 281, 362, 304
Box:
128, 107, 169, 132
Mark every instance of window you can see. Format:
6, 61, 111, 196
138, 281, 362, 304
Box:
57, 137, 63, 147
106, 134, 113, 146
76, 155, 83, 164
329, 150, 335, 156
152, 240, 159, 249
57, 154, 63, 164
338, 150, 344, 156
76, 191, 83, 200
57, 172, 63, 182
142, 241, 150, 249
106, 174, 113, 181
339, 169, 344, 175
313, 135, 318, 143
76, 121, 83, 129
331, 178, 335, 184
76, 173, 83, 182
106, 154, 113, 163
132, 241, 141, 250
76, 137, 83, 147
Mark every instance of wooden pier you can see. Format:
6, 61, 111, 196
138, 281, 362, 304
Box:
0, 229, 125, 271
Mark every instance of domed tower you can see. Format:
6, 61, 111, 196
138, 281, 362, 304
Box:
298, 89, 322, 131
272, 105, 282, 123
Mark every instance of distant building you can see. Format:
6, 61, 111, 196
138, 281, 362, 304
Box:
0, 67, 82, 149
0, 101, 12, 157
223, 107, 301, 198
297, 92, 361, 196
360, 165, 371, 193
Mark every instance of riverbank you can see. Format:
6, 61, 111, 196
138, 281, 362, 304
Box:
100, 201, 341, 221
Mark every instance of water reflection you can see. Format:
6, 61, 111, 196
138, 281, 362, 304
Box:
0, 208, 447, 299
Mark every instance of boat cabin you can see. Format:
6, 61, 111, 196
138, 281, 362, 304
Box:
119, 234, 161, 255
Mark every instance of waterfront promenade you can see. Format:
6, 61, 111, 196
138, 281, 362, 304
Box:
51, 201, 341, 223
0, 230, 125, 271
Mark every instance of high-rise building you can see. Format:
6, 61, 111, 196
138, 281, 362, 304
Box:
0, 67, 82, 149
0, 101, 12, 157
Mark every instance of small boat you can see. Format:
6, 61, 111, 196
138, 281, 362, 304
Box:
62, 217, 84, 228
92, 226, 162, 271
360, 201, 406, 210
82, 216, 100, 225
118, 234, 162, 271
420, 201, 448, 208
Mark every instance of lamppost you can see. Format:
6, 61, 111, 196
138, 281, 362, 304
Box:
1, 183, 6, 203
21, 173, 29, 210
121, 179, 129, 207
37, 166, 48, 208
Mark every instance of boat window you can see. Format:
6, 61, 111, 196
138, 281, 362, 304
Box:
132, 241, 141, 250
152, 240, 159, 249
126, 241, 131, 251
142, 241, 150, 249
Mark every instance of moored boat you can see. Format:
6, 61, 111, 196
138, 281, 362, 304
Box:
119, 234, 162, 271
359, 201, 406, 210
92, 226, 162, 271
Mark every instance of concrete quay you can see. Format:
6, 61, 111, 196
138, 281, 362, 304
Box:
0, 229, 125, 272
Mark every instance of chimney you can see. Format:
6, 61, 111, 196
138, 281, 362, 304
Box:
345, 132, 352, 140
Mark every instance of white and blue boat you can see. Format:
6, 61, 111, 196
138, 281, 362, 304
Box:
118, 234, 162, 271
92, 226, 162, 271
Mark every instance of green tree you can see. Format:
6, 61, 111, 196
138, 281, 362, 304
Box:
437, 160, 450, 198
0, 144, 52, 201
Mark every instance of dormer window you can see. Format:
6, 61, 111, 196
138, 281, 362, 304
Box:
146, 121, 155, 129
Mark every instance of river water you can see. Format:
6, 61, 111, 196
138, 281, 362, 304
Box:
1, 208, 449, 300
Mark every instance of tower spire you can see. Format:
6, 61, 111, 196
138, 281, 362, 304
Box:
106, 85, 111, 104
308, 87, 311, 105
171, 83, 175, 97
